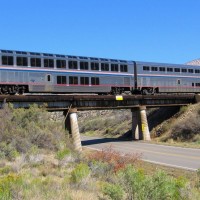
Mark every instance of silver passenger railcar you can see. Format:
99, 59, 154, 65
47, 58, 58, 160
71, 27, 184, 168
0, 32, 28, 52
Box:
136, 61, 200, 94
0, 50, 134, 94
0, 49, 200, 95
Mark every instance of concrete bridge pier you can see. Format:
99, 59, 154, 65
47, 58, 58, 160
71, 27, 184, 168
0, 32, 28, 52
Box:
131, 106, 151, 141
64, 108, 82, 152
131, 108, 142, 140
139, 106, 151, 141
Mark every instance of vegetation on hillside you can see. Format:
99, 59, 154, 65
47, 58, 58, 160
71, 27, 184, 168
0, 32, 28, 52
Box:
0, 105, 199, 199
79, 110, 132, 137
152, 103, 200, 147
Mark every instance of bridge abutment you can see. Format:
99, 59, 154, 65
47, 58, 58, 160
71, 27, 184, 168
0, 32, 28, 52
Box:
64, 108, 82, 152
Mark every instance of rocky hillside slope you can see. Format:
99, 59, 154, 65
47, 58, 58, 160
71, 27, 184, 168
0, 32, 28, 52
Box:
186, 59, 200, 66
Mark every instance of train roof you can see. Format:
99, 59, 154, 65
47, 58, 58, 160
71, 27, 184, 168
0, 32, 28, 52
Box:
1, 49, 200, 67
135, 60, 200, 68
0, 49, 129, 64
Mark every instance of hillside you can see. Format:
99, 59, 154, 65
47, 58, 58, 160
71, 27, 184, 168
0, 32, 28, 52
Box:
186, 59, 200, 66
1, 105, 200, 199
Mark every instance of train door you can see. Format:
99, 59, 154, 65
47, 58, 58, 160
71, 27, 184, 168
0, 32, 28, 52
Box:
45, 74, 53, 92
177, 79, 181, 92
133, 61, 137, 89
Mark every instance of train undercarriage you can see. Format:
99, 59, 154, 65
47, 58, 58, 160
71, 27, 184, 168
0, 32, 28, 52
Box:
0, 85, 28, 95
0, 84, 159, 95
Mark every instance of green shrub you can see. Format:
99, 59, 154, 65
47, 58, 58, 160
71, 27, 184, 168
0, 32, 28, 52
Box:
0, 104, 67, 153
56, 148, 71, 160
0, 173, 23, 200
102, 182, 125, 200
117, 165, 189, 200
70, 163, 90, 184
0, 142, 19, 161
0, 166, 12, 175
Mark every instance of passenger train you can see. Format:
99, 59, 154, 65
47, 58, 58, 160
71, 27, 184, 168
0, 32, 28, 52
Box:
0, 49, 200, 95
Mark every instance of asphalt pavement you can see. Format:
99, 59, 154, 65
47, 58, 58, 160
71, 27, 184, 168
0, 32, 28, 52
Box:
81, 135, 200, 171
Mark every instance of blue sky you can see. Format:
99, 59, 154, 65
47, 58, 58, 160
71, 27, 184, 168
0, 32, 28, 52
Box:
1, 0, 200, 64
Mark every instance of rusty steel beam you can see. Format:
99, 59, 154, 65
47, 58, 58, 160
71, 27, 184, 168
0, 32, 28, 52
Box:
0, 94, 196, 111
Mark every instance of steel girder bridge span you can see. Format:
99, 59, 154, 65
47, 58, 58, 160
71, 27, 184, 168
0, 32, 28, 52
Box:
0, 94, 198, 152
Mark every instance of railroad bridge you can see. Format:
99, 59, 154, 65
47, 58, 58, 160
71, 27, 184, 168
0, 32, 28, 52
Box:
0, 94, 199, 152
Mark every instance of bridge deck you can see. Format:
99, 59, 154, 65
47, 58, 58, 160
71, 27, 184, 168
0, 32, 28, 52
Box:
0, 94, 196, 111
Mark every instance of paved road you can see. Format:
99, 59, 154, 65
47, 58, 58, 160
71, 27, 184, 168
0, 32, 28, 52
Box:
81, 135, 200, 171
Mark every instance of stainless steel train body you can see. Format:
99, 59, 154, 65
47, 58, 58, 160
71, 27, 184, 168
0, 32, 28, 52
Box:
0, 50, 134, 94
136, 61, 200, 94
0, 49, 200, 95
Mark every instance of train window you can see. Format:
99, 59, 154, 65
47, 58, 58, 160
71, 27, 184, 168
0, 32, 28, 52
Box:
31, 58, 41, 67
44, 59, 54, 68
120, 64, 128, 72
100, 58, 109, 61
2, 56, 13, 65
47, 75, 51, 82
90, 57, 99, 61
79, 56, 88, 60
68, 61, 78, 69
80, 77, 89, 85
177, 80, 181, 85
1, 50, 13, 54
181, 68, 187, 73
174, 68, 180, 72
101, 63, 109, 71
195, 69, 200, 73
57, 76, 67, 84
43, 53, 53, 57
167, 68, 173, 72
80, 62, 89, 70
119, 60, 127, 63
110, 59, 118, 62
159, 67, 165, 72
56, 60, 66, 68
143, 66, 150, 71
192, 83, 194, 87
16, 51, 27, 55
151, 67, 158, 71
188, 69, 194, 73
111, 64, 118, 72
17, 57, 28, 66
30, 52, 40, 56
195, 83, 200, 87
69, 76, 78, 85
55, 54, 65, 58
91, 62, 99, 70
68, 56, 77, 59
91, 77, 99, 85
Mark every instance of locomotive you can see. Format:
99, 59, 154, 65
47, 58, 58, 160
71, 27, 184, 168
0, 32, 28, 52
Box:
0, 49, 200, 95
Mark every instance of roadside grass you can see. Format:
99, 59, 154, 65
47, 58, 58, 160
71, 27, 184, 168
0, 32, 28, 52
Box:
0, 105, 200, 199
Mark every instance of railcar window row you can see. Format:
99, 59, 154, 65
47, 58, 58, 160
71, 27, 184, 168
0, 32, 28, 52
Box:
193, 83, 200, 87
57, 76, 100, 85
143, 66, 199, 74
1, 56, 128, 72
